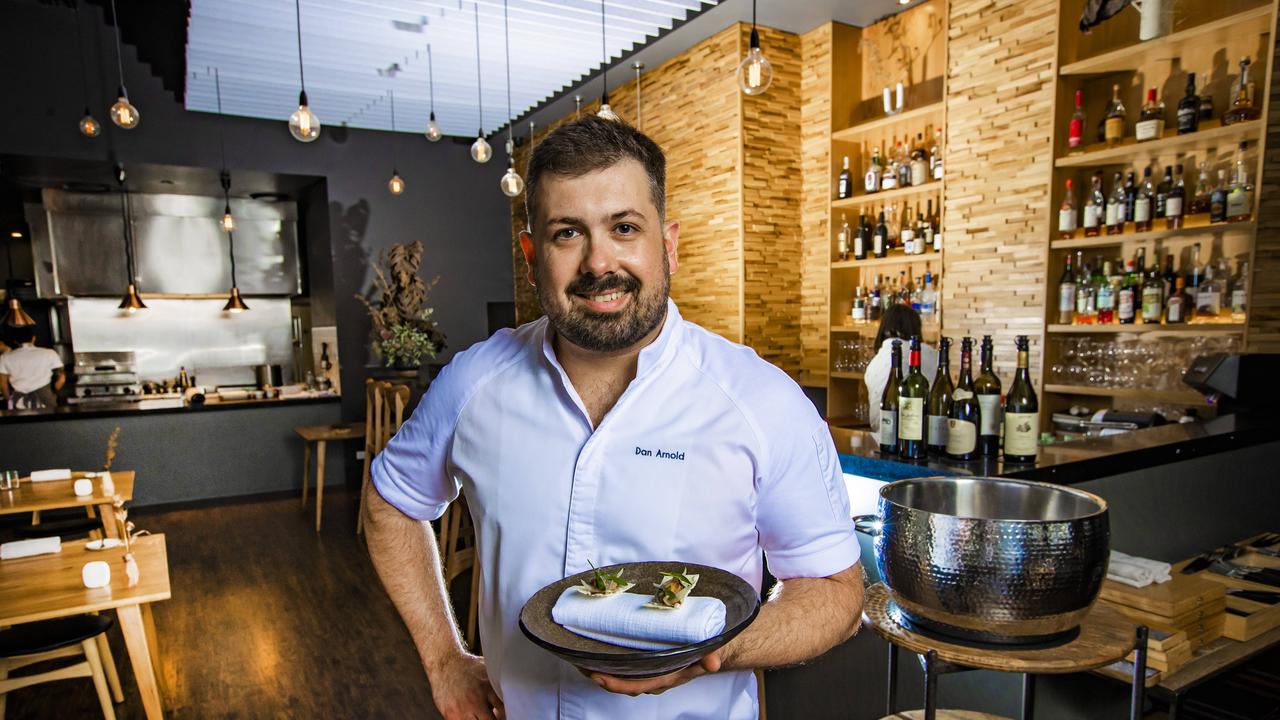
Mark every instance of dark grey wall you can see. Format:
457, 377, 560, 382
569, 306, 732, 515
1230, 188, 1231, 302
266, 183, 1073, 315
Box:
0, 1, 514, 422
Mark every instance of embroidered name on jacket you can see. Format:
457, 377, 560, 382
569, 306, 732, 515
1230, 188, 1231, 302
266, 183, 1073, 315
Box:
635, 446, 686, 461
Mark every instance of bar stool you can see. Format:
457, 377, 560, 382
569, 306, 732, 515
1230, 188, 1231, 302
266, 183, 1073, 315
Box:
294, 422, 365, 532
356, 380, 409, 534
439, 494, 480, 648
0, 614, 122, 719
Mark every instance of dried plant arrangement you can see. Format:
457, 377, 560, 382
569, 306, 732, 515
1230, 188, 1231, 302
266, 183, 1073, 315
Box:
356, 240, 446, 368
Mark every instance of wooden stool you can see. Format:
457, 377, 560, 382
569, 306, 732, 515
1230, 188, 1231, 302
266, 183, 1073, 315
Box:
294, 423, 365, 532
862, 583, 1149, 720
0, 614, 122, 720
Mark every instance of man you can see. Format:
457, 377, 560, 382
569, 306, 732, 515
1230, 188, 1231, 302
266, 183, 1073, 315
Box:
365, 116, 864, 720
0, 326, 65, 410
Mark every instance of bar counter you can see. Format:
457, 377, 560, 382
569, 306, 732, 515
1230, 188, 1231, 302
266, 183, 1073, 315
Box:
0, 392, 340, 424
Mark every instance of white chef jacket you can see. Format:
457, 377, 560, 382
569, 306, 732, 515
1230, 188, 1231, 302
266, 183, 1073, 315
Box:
372, 300, 860, 720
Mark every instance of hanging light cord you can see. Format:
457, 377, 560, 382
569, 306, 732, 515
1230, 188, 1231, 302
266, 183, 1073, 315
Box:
389, 89, 397, 132
600, 0, 608, 103
474, 2, 484, 133
73, 1, 92, 107
214, 68, 228, 172
752, 0, 757, 29
504, 0, 513, 145
295, 0, 307, 92
117, 173, 134, 283
109, 0, 127, 94
427, 43, 435, 115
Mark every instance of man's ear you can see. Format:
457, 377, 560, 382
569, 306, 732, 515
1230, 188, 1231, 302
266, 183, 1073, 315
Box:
663, 220, 680, 276
518, 230, 537, 286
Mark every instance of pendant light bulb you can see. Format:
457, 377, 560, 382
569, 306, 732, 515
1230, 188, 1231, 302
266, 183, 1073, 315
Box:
471, 133, 492, 163
110, 87, 140, 129
289, 91, 321, 142
221, 205, 235, 233
223, 287, 249, 314
501, 162, 524, 197
597, 103, 620, 121
425, 112, 442, 142
388, 170, 406, 195
3, 298, 36, 328
738, 29, 773, 96
119, 283, 147, 314
79, 108, 101, 137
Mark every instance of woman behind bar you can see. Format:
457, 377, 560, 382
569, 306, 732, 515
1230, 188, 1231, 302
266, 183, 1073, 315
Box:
864, 305, 938, 433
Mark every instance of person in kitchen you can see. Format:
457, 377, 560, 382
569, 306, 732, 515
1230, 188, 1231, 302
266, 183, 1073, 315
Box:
364, 116, 864, 720
864, 304, 938, 433
0, 326, 65, 410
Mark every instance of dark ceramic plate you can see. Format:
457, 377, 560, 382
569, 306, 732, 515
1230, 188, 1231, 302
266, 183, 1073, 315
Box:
518, 561, 761, 678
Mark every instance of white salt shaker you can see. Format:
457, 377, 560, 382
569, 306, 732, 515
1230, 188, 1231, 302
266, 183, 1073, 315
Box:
73, 479, 93, 497
99, 472, 115, 496
82, 561, 111, 589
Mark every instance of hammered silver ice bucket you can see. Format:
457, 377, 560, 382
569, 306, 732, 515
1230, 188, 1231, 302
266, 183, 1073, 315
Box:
854, 477, 1110, 644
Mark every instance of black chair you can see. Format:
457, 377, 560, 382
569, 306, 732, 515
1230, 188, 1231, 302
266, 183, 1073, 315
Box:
0, 615, 123, 719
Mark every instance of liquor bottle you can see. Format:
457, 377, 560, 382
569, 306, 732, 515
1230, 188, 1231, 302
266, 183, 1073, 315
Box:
1124, 171, 1137, 223
1230, 258, 1249, 321
1002, 335, 1039, 464
1161, 253, 1177, 302
1177, 73, 1200, 135
1188, 243, 1205, 291
1141, 254, 1163, 324
1199, 74, 1215, 122
1084, 172, 1104, 237
837, 156, 852, 199
1166, 164, 1185, 229
910, 133, 929, 187
886, 203, 900, 245
1135, 88, 1165, 142
1227, 142, 1254, 222
920, 270, 938, 317
1057, 252, 1077, 325
1210, 169, 1229, 224
838, 213, 851, 261
874, 210, 889, 258
879, 340, 902, 455
1058, 179, 1077, 239
1190, 162, 1212, 216
897, 141, 911, 188
855, 213, 869, 260
931, 127, 944, 181
914, 204, 927, 255
868, 275, 883, 323
1165, 276, 1188, 324
1104, 84, 1126, 145
1155, 165, 1172, 219
1214, 257, 1231, 311
1076, 254, 1097, 324
1223, 57, 1261, 125
901, 205, 916, 254
930, 205, 942, 252
1196, 262, 1223, 319
881, 144, 899, 191
1096, 259, 1116, 324
1134, 167, 1154, 232
1105, 172, 1126, 235
1069, 89, 1086, 149
923, 199, 936, 251
852, 286, 867, 324
974, 335, 1003, 457
897, 336, 930, 460
1118, 258, 1138, 324
947, 337, 980, 461
865, 146, 882, 193
927, 336, 954, 455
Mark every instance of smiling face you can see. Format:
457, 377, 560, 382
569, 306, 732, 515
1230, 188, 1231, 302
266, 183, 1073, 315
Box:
520, 159, 679, 355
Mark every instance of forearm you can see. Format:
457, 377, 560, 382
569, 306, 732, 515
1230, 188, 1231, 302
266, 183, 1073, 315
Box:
53, 371, 66, 392
362, 483, 467, 671
720, 562, 865, 671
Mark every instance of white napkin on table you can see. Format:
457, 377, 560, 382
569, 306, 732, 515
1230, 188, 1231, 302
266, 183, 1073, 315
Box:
1107, 550, 1172, 588
29, 469, 72, 482
1, 536, 62, 560
551, 587, 726, 651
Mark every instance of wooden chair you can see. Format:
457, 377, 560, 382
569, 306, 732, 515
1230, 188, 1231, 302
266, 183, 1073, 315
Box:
0, 615, 123, 720
357, 381, 409, 534
439, 494, 480, 648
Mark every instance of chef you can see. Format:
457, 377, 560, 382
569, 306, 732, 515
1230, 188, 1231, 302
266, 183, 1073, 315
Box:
0, 326, 65, 410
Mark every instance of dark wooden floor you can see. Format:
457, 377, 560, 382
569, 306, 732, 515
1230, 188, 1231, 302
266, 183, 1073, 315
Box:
5, 489, 445, 719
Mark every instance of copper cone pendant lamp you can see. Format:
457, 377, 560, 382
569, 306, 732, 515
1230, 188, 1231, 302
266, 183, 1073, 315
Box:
3, 298, 36, 328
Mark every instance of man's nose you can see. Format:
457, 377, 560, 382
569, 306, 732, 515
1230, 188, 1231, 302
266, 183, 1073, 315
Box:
581, 234, 620, 276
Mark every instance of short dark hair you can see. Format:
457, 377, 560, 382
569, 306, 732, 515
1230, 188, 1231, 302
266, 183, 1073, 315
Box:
874, 305, 922, 351
524, 115, 666, 229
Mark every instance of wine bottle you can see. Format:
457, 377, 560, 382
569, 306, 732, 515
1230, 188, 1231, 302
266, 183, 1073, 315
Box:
1104, 84, 1126, 145
1177, 73, 1200, 134
1210, 169, 1229, 223
1166, 164, 1185, 229
1134, 167, 1153, 232
947, 337, 980, 461
974, 335, 1002, 457
1105, 172, 1126, 235
1135, 87, 1165, 142
1155, 165, 1172, 220
897, 336, 930, 460
838, 156, 852, 199
1141, 254, 1163, 324
1084, 172, 1104, 237
1068, 89, 1085, 149
1118, 258, 1138, 325
879, 340, 902, 455
1057, 252, 1077, 324
838, 213, 851, 261
1227, 142, 1254, 223
874, 211, 889, 258
927, 337, 954, 455
854, 213, 868, 260
1002, 335, 1039, 464
1165, 276, 1188, 324
1058, 179, 1077, 239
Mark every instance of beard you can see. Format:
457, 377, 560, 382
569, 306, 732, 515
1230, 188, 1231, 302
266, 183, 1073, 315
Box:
537, 254, 670, 353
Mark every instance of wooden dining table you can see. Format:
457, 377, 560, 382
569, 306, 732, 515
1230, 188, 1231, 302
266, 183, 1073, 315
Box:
0, 533, 171, 718
0, 471, 135, 539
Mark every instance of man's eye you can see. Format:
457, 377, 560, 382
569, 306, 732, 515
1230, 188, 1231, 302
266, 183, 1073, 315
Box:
554, 228, 580, 240
616, 223, 637, 235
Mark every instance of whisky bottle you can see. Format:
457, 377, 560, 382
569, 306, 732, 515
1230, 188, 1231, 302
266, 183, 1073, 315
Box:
1058, 179, 1077, 239
838, 156, 852, 199
1069, 89, 1086, 149
1084, 172, 1104, 237
881, 141, 899, 191
946, 337, 980, 461
926, 336, 953, 455
1177, 73, 1200, 134
1133, 167, 1154, 232
838, 213, 851, 261
1002, 335, 1039, 464
896, 141, 911, 188
1135, 88, 1165, 142
1104, 84, 1126, 145
974, 335, 1003, 457
1189, 162, 1212, 216
1057, 251, 1077, 324
1166, 164, 1185, 229
879, 340, 902, 455
1210, 169, 1229, 223
900, 205, 916, 255
864, 146, 882, 193
897, 336, 930, 460
1226, 142, 1254, 222
1224, 57, 1261, 125
910, 133, 929, 187
1165, 276, 1188, 324
1195, 263, 1223, 319
852, 286, 867, 324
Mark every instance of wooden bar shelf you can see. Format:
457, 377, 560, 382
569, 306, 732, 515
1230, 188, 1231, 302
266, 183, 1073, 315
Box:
1055, 121, 1262, 168
832, 253, 941, 269
832, 183, 941, 208
1046, 323, 1247, 334
1059, 5, 1274, 76
1051, 221, 1255, 249
832, 101, 946, 141
1044, 384, 1211, 404
830, 371, 865, 380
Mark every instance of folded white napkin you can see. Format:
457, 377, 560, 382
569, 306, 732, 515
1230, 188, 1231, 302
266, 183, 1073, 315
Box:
1, 536, 62, 560
551, 587, 726, 651
29, 469, 72, 482
1107, 550, 1172, 588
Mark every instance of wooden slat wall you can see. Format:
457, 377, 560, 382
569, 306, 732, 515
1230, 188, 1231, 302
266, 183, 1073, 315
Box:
941, 0, 1058, 382
1251, 23, 1280, 351
799, 24, 833, 385
742, 25, 804, 375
